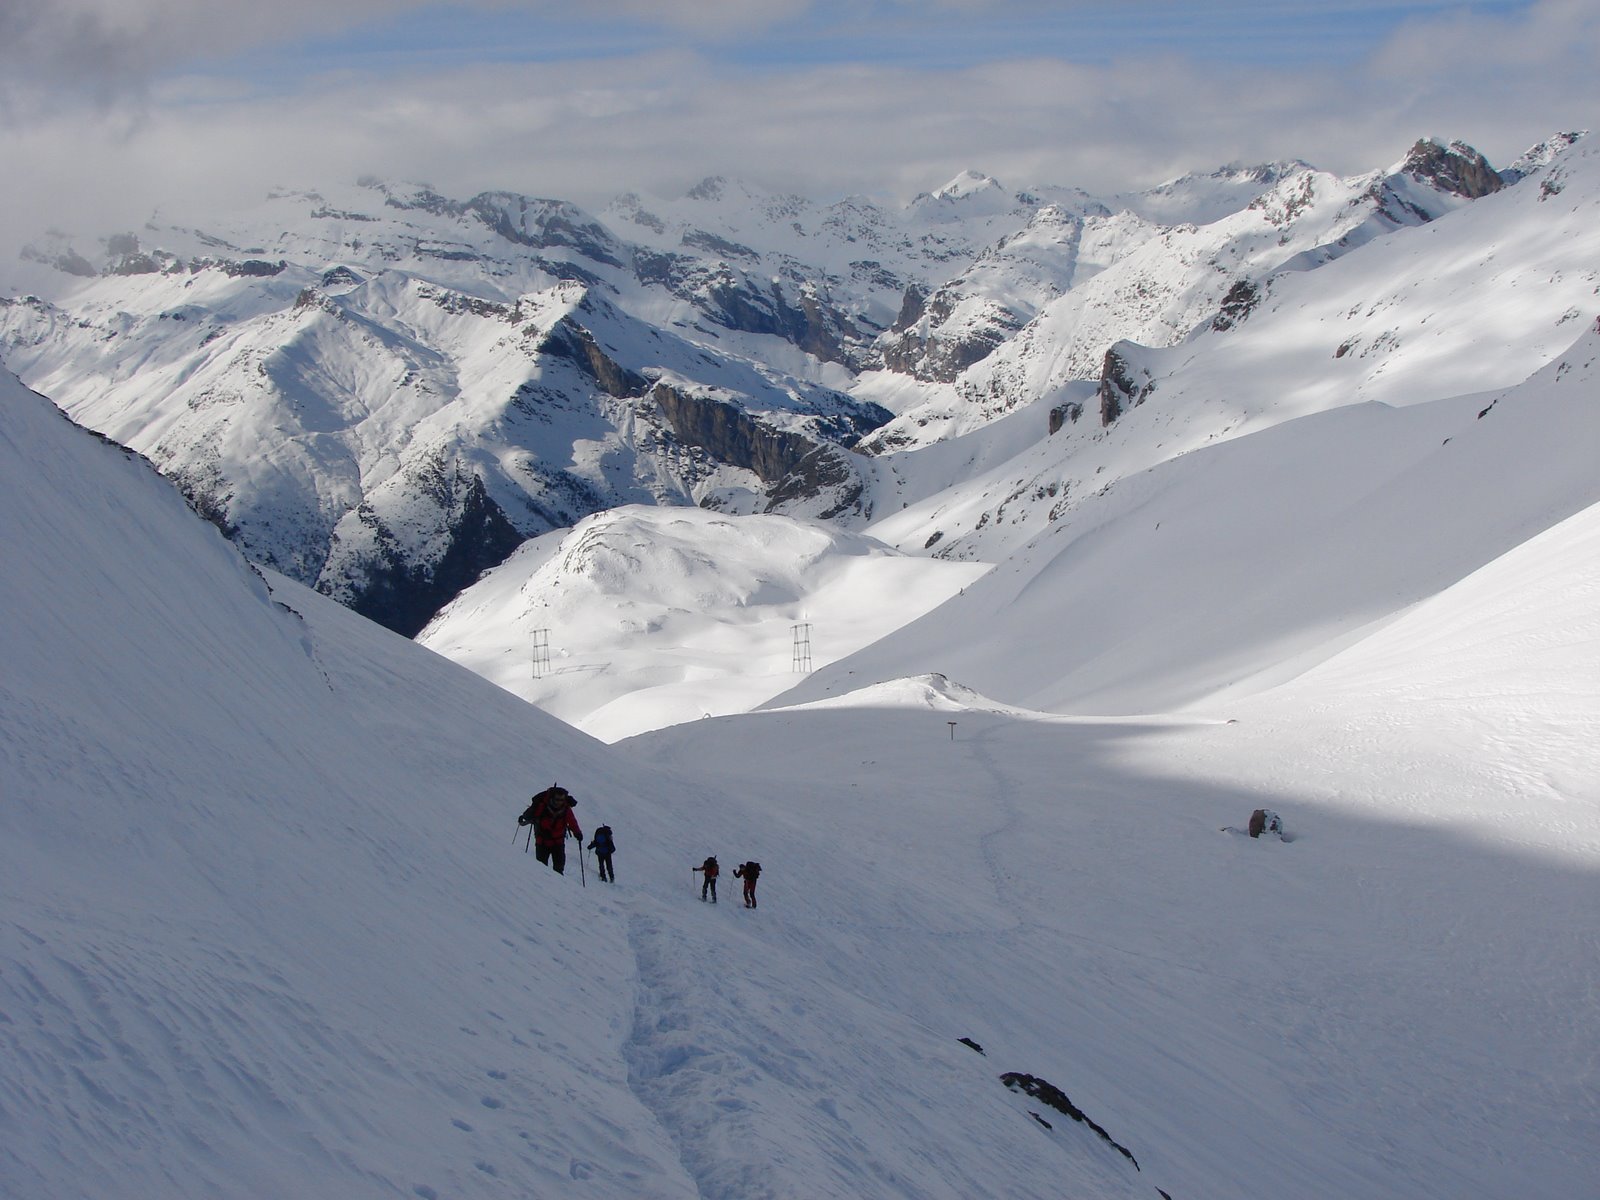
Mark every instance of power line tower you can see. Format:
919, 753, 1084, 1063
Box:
531, 628, 552, 680
791, 622, 812, 673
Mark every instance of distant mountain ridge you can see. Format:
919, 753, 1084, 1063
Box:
0, 133, 1585, 634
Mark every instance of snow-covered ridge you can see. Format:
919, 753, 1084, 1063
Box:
418, 505, 986, 741
0, 132, 1584, 644
6, 138, 1599, 1197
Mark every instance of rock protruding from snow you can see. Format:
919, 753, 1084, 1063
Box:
1097, 341, 1157, 426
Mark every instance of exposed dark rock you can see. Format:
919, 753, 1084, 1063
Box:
764, 444, 868, 521
681, 229, 759, 260
538, 320, 649, 399
633, 250, 862, 368
707, 275, 858, 366
1048, 402, 1083, 435
320, 265, 364, 288
686, 176, 727, 201
1211, 279, 1260, 332
324, 474, 524, 638
652, 383, 817, 484
418, 284, 513, 321
892, 284, 927, 332
1098, 342, 1157, 426
1399, 138, 1503, 200
465, 192, 626, 268
1000, 1072, 1139, 1170
108, 242, 162, 275
222, 259, 287, 278
20, 245, 97, 277
416, 246, 482, 263
958, 1037, 986, 1055
1248, 171, 1318, 228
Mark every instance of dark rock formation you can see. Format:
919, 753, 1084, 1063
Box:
537, 320, 649, 399
632, 252, 862, 369
765, 444, 868, 521
892, 284, 927, 331
1098, 342, 1157, 426
1000, 1072, 1140, 1170
881, 285, 1023, 382
652, 384, 817, 484
1399, 138, 1503, 200
323, 473, 524, 638
650, 383, 874, 520
1211, 279, 1260, 332
1048, 402, 1083, 435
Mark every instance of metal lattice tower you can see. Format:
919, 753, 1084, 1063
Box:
531, 628, 552, 679
791, 622, 812, 673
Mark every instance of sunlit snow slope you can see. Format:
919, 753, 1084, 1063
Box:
1, 373, 1158, 1199
418, 506, 987, 741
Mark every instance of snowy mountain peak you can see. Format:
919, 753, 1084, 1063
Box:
1391, 137, 1503, 199
932, 169, 1004, 199
1503, 129, 1589, 182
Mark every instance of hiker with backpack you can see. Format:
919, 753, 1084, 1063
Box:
693, 855, 719, 903
733, 861, 761, 908
587, 825, 616, 883
519, 785, 582, 874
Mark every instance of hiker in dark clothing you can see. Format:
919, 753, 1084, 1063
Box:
693, 855, 719, 902
734, 861, 761, 908
588, 825, 616, 883
520, 786, 582, 874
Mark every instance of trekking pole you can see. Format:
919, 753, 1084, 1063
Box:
525, 824, 533, 853
576, 833, 586, 887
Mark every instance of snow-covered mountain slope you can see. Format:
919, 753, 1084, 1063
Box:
860, 137, 1519, 450
632, 553, 1600, 1200
0, 182, 893, 635
1, 140, 1474, 640
417, 505, 988, 741
404, 137, 1596, 740
859, 130, 1600, 565
777, 317, 1600, 717
11, 356, 1598, 1198
2, 370, 1171, 1198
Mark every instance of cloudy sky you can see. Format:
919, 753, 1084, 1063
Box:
1, 0, 1595, 248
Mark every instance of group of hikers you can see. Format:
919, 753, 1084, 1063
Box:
693, 855, 761, 908
517, 785, 761, 907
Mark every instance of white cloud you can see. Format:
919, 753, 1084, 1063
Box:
0, 1, 1594, 262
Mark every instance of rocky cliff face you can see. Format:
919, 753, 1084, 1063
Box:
1097, 342, 1158, 426
1397, 138, 1504, 200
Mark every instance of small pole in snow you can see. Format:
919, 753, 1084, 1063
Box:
947, 721, 957, 741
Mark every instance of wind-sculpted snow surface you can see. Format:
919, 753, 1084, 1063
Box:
1, 372, 1157, 1198
7, 334, 1600, 1200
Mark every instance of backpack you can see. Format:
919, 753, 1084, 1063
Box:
524, 786, 574, 842
593, 825, 615, 854
743, 862, 761, 879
